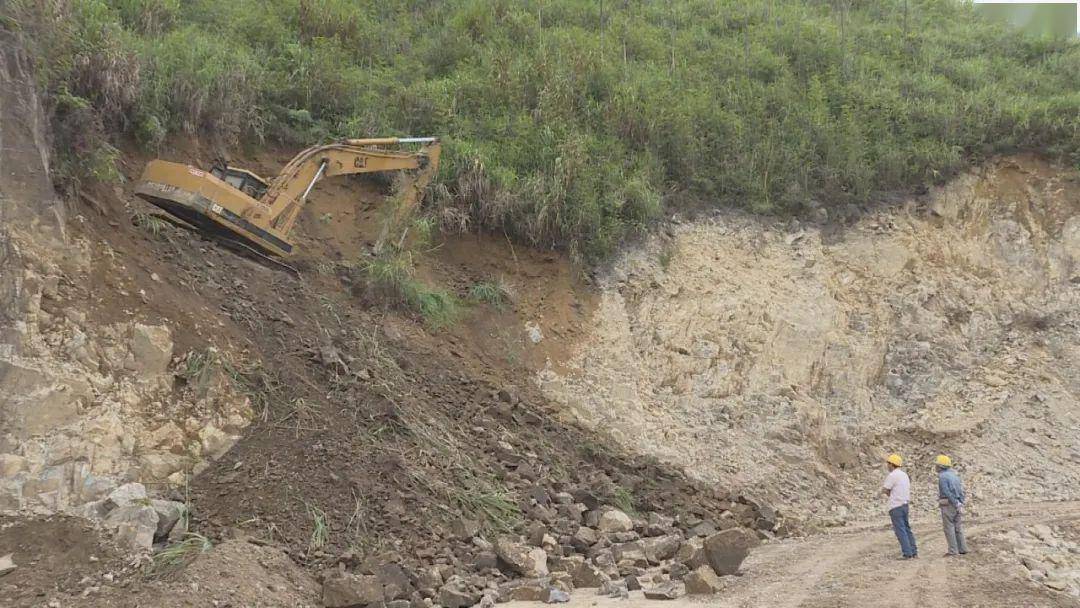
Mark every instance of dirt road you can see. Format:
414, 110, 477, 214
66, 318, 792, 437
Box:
520, 502, 1080, 608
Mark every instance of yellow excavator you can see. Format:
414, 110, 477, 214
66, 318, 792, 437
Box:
134, 137, 440, 257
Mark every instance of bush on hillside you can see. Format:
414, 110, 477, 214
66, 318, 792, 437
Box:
6, 0, 1080, 257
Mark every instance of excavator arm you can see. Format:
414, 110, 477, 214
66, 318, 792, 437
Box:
262, 137, 441, 240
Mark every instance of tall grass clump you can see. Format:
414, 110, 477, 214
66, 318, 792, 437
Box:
9, 0, 1080, 256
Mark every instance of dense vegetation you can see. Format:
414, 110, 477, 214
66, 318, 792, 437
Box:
7, 0, 1080, 257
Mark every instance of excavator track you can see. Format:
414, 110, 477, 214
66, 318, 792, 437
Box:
148, 211, 301, 277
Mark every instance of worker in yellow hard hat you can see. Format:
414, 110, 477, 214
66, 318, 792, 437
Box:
882, 453, 917, 559
936, 454, 968, 556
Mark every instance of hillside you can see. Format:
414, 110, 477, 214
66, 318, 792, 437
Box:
9, 0, 1080, 257
4, 2, 1080, 608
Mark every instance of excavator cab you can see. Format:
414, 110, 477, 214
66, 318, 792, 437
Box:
210, 165, 269, 200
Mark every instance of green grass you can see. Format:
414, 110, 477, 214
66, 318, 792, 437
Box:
132, 211, 169, 238
467, 279, 513, 309
13, 0, 1080, 257
611, 485, 638, 516
147, 533, 212, 577
365, 250, 462, 328
306, 502, 330, 550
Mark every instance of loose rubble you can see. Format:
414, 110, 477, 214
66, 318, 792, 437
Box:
999, 522, 1080, 598
320, 505, 764, 607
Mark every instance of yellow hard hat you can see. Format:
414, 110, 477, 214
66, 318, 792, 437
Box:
887, 454, 903, 467
936, 454, 952, 467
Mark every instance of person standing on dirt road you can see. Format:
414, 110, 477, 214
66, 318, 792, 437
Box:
936, 454, 968, 557
883, 454, 918, 559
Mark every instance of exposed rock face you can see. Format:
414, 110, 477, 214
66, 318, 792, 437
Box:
540, 157, 1080, 523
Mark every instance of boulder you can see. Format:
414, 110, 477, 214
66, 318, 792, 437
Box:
451, 518, 480, 541
494, 536, 548, 577
676, 537, 706, 568
645, 513, 675, 536
641, 535, 681, 564
572, 561, 609, 588
474, 552, 499, 571
104, 505, 159, 551
378, 563, 416, 601
624, 575, 642, 591
571, 526, 598, 550
75, 499, 112, 521
688, 521, 717, 538
684, 565, 723, 594
598, 510, 634, 533
128, 323, 173, 377
150, 499, 185, 538
323, 572, 384, 608
140, 453, 186, 480
704, 528, 758, 576
643, 583, 681, 600
105, 482, 148, 510
611, 541, 646, 564
497, 579, 549, 602
549, 555, 584, 573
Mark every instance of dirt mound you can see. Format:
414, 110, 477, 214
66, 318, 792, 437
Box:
0, 517, 318, 608
541, 155, 1080, 526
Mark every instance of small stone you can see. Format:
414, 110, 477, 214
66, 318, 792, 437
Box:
1045, 578, 1069, 591
624, 575, 642, 591
643, 582, 681, 600
684, 565, 723, 594
0, 553, 16, 577
688, 521, 717, 537
598, 510, 634, 533
545, 588, 571, 603
600, 579, 629, 599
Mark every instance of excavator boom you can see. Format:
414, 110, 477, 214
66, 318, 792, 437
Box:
134, 137, 440, 257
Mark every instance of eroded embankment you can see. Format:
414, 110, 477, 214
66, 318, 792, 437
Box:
541, 156, 1080, 526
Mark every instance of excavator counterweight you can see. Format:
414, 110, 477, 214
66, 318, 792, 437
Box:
134, 137, 441, 257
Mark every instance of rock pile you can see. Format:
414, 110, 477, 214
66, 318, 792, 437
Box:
322, 504, 767, 607
1000, 523, 1080, 597
82, 482, 188, 552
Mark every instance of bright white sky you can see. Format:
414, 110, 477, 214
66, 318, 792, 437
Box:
971, 0, 1080, 34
